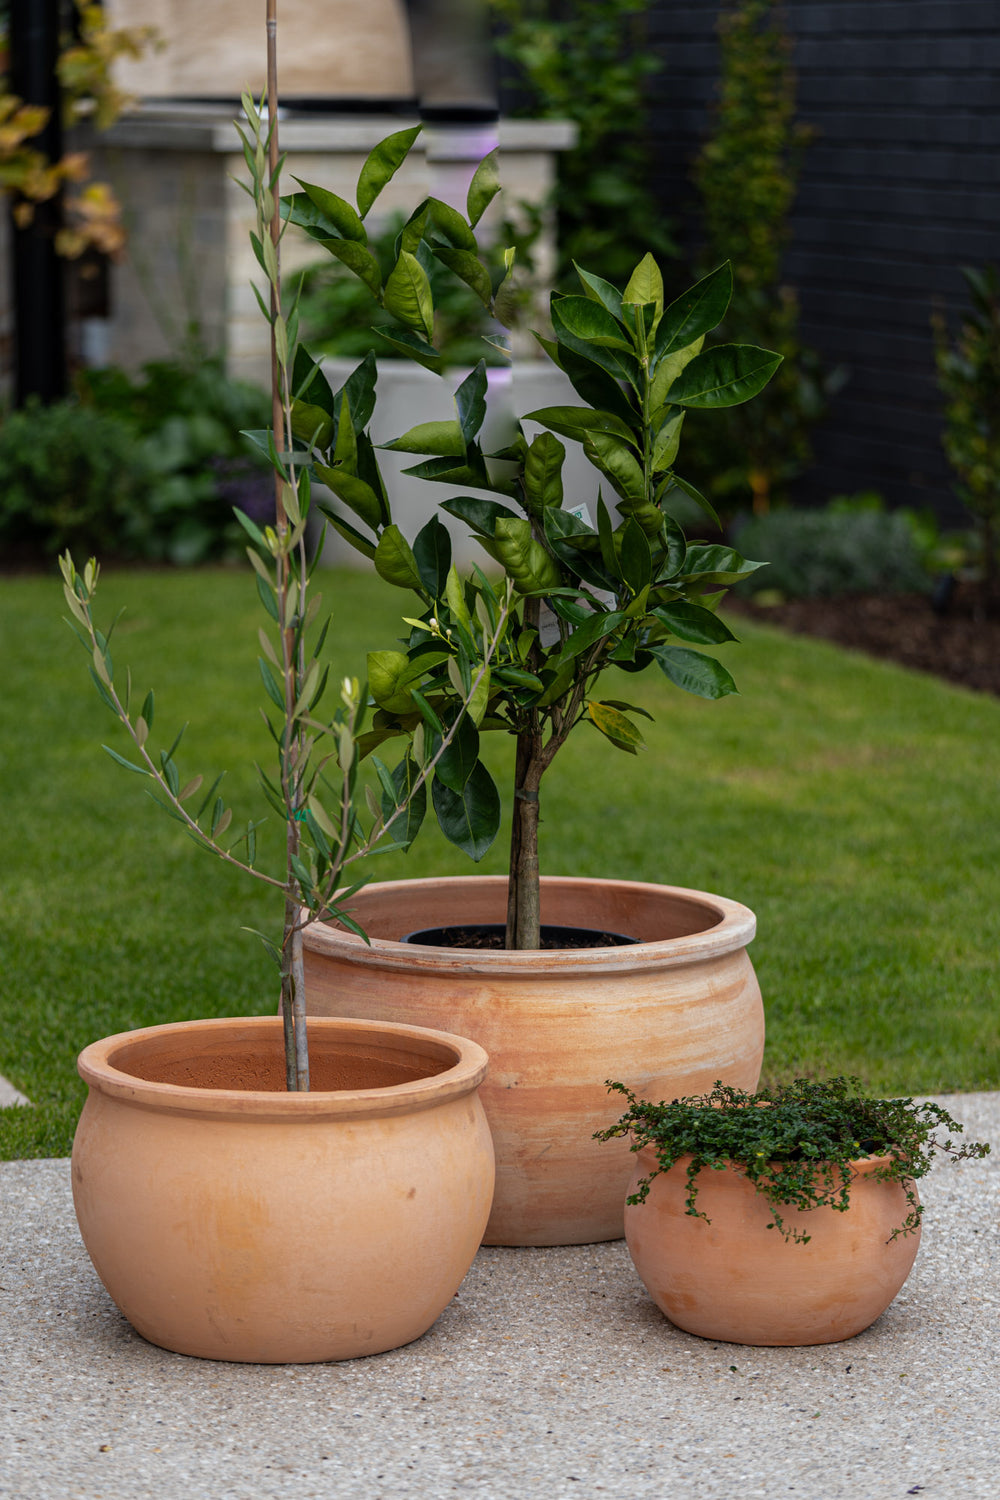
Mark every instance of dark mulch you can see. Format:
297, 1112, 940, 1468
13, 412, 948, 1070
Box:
730, 585, 1000, 699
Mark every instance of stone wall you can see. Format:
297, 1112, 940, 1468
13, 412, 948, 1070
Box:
87, 108, 573, 385
103, 0, 414, 101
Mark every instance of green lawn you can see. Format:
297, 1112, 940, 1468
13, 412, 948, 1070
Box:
2, 564, 998, 1158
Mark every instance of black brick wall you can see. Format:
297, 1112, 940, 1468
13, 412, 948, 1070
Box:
644, 0, 1000, 521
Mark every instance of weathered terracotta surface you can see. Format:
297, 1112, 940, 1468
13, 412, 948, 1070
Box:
624, 1148, 921, 1346
72, 1016, 494, 1363
301, 876, 764, 1247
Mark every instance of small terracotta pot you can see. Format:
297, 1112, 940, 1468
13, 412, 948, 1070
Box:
302, 875, 764, 1247
72, 1016, 494, 1363
624, 1148, 922, 1346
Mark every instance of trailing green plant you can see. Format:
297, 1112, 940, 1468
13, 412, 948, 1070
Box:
933, 264, 1000, 610
279, 133, 782, 948
60, 79, 508, 1089
490, 0, 676, 285
732, 495, 932, 600
598, 1075, 990, 1243
684, 0, 835, 514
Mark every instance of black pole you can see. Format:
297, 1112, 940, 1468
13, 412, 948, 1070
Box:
9, 0, 67, 405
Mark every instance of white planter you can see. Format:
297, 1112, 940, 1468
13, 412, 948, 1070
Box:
318, 358, 598, 566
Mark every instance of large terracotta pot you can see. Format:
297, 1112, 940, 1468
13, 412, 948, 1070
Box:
72, 1016, 494, 1363
624, 1148, 921, 1346
301, 875, 764, 1247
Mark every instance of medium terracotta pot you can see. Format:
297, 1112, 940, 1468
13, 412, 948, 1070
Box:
301, 875, 764, 1247
72, 1016, 494, 1363
624, 1148, 921, 1346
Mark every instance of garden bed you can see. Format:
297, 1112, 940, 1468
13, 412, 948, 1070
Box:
731, 588, 1000, 698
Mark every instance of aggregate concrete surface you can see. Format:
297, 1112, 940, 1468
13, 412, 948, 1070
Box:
1, 1093, 997, 1500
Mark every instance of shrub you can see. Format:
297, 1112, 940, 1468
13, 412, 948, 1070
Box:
0, 359, 271, 568
0, 398, 148, 561
79, 358, 271, 564
733, 497, 932, 599
933, 264, 1000, 608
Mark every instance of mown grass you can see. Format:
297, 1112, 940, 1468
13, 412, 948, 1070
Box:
2, 564, 998, 1158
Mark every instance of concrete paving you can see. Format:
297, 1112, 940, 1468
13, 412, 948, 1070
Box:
0, 1075, 29, 1108
1, 1092, 997, 1500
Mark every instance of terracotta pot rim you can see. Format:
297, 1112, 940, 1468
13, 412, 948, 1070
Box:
305, 875, 756, 975
77, 1015, 489, 1122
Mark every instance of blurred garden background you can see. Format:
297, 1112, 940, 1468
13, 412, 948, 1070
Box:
1, 0, 998, 1154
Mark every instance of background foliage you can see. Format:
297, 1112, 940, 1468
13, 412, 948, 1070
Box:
683, 0, 836, 515
490, 0, 676, 285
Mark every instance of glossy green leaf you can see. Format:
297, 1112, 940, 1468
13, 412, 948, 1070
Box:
368, 650, 416, 715
432, 760, 501, 861
467, 149, 500, 228
435, 713, 480, 793
401, 455, 496, 491
374, 524, 423, 590
426, 195, 477, 250
667, 344, 783, 409
660, 473, 721, 530
551, 299, 641, 389
314, 237, 382, 297
649, 337, 704, 410
455, 361, 488, 448
575, 263, 624, 321
587, 701, 646, 754
289, 180, 366, 241
552, 295, 632, 350
541, 340, 638, 427
373, 324, 444, 373
441, 495, 520, 538
553, 609, 626, 666
384, 251, 435, 341
622, 253, 663, 315
493, 517, 562, 594
654, 263, 733, 359
292, 344, 335, 415
431, 246, 494, 309
317, 506, 377, 560
524, 405, 636, 447
651, 645, 738, 699
620, 518, 653, 594
523, 431, 565, 514
445, 564, 474, 634
314, 465, 383, 530
681, 543, 765, 586
652, 601, 737, 645
333, 351, 378, 434
650, 409, 685, 473
596, 494, 620, 580
542, 507, 617, 591
356, 125, 422, 217
381, 420, 466, 457
380, 751, 426, 849
413, 514, 452, 596
582, 430, 646, 505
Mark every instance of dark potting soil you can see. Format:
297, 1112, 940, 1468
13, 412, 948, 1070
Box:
403, 924, 640, 950
729, 586, 1000, 699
